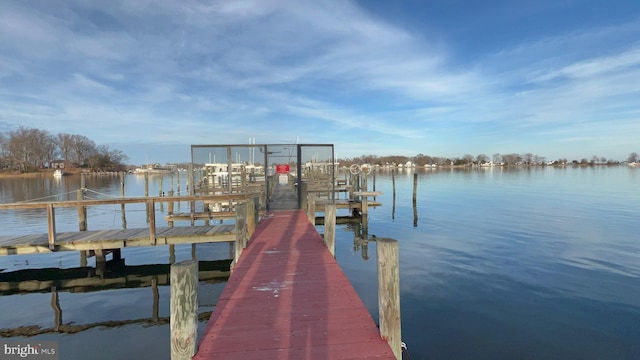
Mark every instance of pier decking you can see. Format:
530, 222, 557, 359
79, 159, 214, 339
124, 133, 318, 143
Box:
193, 209, 395, 359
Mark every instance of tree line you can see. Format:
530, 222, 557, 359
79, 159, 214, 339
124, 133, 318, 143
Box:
338, 152, 639, 167
0, 126, 128, 172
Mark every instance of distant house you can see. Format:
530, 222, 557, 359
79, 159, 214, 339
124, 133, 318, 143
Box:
50, 160, 65, 169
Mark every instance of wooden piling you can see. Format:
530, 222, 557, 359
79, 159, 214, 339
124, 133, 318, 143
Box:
388, 168, 394, 200
307, 192, 316, 224
325, 203, 336, 257
234, 202, 247, 266
412, 173, 418, 203
120, 171, 127, 229
170, 260, 198, 360
148, 199, 156, 245
144, 172, 149, 197
413, 173, 418, 227
246, 197, 256, 239
377, 238, 402, 359
47, 203, 56, 250
77, 189, 87, 231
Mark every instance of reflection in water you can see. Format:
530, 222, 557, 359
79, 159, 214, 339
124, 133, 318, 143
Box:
0, 259, 230, 338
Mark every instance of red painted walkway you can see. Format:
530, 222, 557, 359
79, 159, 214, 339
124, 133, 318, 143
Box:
193, 210, 395, 359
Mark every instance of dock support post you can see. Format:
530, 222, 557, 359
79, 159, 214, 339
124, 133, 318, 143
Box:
234, 202, 247, 266
148, 199, 157, 245
47, 203, 56, 250
300, 182, 308, 212
377, 238, 401, 359
325, 203, 336, 257
307, 192, 316, 224
247, 197, 256, 239
120, 171, 127, 229
144, 172, 149, 197
80, 251, 87, 267
413, 173, 418, 227
412, 173, 417, 203
77, 186, 87, 231
170, 260, 198, 360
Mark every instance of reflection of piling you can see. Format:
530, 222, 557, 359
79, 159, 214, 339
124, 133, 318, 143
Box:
152, 276, 159, 323
376, 238, 402, 359
51, 286, 62, 332
170, 260, 198, 360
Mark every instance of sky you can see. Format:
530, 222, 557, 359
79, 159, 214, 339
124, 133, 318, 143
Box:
1, 0, 639, 165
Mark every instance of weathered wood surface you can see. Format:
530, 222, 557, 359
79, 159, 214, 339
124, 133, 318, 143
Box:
377, 238, 402, 359
0, 225, 236, 256
193, 210, 395, 360
171, 260, 199, 360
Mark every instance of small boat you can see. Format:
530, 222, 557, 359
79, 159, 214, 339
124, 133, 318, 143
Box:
53, 169, 65, 177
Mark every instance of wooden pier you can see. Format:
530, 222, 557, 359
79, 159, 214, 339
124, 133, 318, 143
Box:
189, 209, 397, 359
0, 195, 252, 257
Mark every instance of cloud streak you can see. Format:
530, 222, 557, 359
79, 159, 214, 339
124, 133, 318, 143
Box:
0, 0, 638, 163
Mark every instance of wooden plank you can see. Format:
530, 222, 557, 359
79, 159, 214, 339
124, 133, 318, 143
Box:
353, 191, 384, 196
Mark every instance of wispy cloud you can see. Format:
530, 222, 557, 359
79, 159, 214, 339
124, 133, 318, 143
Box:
0, 0, 638, 163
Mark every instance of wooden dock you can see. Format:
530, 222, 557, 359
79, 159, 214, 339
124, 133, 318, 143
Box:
192, 209, 395, 359
0, 194, 252, 257
0, 225, 236, 256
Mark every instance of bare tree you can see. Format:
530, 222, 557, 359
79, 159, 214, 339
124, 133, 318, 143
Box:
70, 134, 97, 166
628, 152, 638, 163
492, 153, 502, 164
501, 153, 522, 166
0, 133, 8, 168
523, 153, 534, 165
57, 133, 75, 166
476, 154, 488, 164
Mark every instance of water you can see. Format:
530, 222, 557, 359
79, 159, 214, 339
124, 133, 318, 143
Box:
1, 167, 639, 359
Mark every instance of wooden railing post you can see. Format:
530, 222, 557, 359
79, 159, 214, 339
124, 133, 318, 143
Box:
377, 238, 401, 359
148, 199, 156, 245
47, 203, 56, 250
170, 260, 198, 360
324, 203, 336, 257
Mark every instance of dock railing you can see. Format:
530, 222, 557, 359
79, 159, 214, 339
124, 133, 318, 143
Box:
0, 193, 261, 251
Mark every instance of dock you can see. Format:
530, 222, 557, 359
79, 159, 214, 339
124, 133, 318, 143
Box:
191, 209, 396, 359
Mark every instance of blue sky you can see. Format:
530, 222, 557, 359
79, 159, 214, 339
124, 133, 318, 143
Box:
1, 0, 639, 165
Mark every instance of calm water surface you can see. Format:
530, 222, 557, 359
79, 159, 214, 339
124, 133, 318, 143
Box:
1, 167, 639, 359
